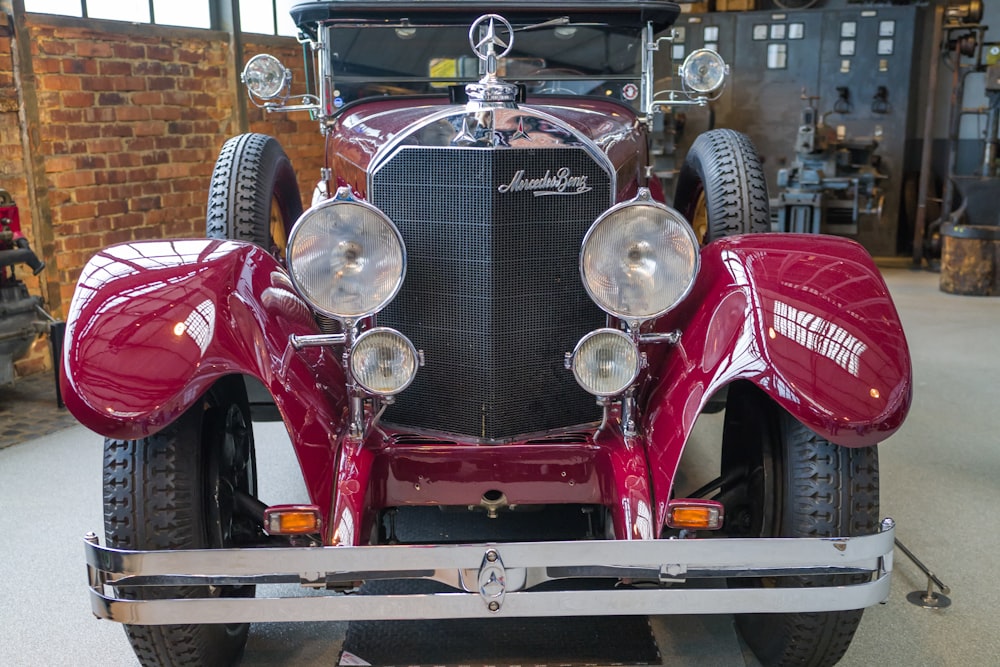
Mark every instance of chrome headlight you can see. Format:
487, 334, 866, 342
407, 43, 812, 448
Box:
680, 49, 728, 96
242, 54, 290, 100
580, 191, 699, 323
350, 328, 419, 396
570, 328, 641, 397
287, 198, 405, 320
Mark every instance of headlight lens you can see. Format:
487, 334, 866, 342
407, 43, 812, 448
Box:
287, 199, 405, 320
680, 49, 728, 95
242, 54, 289, 100
580, 195, 699, 322
571, 328, 640, 397
350, 328, 419, 396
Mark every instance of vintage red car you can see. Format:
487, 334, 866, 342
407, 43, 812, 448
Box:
64, 2, 911, 666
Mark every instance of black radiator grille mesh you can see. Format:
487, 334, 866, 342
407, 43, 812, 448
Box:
372, 147, 609, 440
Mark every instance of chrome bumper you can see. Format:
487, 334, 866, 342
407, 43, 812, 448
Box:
85, 519, 895, 625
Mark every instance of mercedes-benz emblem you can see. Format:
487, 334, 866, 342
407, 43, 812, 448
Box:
469, 14, 514, 64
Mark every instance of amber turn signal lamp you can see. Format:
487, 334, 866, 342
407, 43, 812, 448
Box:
665, 499, 724, 530
263, 505, 322, 535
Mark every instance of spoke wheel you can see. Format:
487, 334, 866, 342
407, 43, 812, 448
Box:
717, 384, 880, 667
690, 188, 709, 246
104, 376, 258, 666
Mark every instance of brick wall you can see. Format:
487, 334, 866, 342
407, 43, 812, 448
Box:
0, 13, 325, 317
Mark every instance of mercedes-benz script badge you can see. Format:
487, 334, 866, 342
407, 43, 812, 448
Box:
498, 168, 591, 197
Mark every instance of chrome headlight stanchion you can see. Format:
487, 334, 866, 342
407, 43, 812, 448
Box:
568, 188, 698, 434
642, 23, 730, 122
285, 187, 422, 438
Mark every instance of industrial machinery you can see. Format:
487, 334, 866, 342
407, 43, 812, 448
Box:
0, 188, 54, 386
921, 0, 1000, 294
665, 3, 925, 256
772, 93, 886, 235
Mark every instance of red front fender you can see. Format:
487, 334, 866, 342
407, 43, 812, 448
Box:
643, 234, 911, 527
60, 240, 349, 507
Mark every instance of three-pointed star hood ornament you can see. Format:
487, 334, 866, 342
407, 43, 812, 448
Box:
466, 14, 518, 105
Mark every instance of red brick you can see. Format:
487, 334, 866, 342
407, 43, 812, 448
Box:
125, 137, 155, 152
111, 213, 144, 229
79, 76, 117, 92
62, 92, 95, 107
146, 45, 174, 62
134, 120, 167, 137
48, 109, 84, 124
76, 42, 114, 58
132, 226, 162, 241
154, 136, 183, 150
110, 44, 144, 59
99, 61, 133, 77
84, 107, 115, 123
94, 170, 127, 185
52, 170, 96, 189
114, 106, 149, 121
150, 106, 182, 121
105, 154, 138, 170
127, 167, 157, 181
155, 163, 193, 179
73, 185, 111, 203
87, 138, 123, 154
44, 156, 77, 173
177, 47, 204, 64
141, 180, 171, 195
97, 92, 128, 106
134, 61, 164, 76
146, 77, 176, 91
97, 200, 128, 216
112, 77, 146, 91
162, 91, 192, 106
129, 196, 161, 212
132, 92, 163, 106
56, 202, 98, 221
163, 63, 191, 77
100, 124, 134, 138
38, 39, 73, 56
63, 59, 98, 75
141, 150, 170, 165
65, 124, 100, 140
40, 75, 81, 92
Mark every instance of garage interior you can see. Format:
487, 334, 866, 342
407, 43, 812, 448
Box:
1, 0, 998, 665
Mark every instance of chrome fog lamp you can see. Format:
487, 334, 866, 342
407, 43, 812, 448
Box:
242, 54, 291, 100
580, 190, 699, 323
350, 327, 419, 396
287, 198, 405, 320
680, 49, 728, 96
570, 328, 641, 397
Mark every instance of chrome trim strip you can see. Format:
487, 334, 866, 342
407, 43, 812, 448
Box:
90, 578, 892, 626
366, 106, 617, 205
86, 521, 895, 625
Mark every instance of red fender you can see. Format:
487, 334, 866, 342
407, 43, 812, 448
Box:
60, 240, 349, 509
643, 234, 912, 529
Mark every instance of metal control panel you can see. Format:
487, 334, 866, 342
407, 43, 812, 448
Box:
662, 6, 925, 256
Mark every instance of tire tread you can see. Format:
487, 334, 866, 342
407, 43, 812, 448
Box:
675, 129, 770, 240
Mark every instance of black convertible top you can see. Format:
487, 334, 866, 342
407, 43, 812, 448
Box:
291, 1, 681, 35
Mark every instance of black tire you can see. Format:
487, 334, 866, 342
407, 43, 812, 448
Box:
674, 129, 770, 243
104, 376, 258, 666
207, 133, 302, 259
718, 384, 879, 667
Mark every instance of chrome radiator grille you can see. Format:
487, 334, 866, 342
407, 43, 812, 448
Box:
371, 147, 609, 440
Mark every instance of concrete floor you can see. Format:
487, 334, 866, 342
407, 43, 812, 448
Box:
0, 267, 997, 666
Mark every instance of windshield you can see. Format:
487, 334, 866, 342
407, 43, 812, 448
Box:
323, 23, 644, 108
